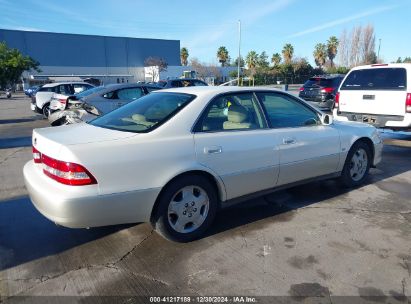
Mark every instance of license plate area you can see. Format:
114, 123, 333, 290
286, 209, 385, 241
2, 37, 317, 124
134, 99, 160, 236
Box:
363, 95, 375, 100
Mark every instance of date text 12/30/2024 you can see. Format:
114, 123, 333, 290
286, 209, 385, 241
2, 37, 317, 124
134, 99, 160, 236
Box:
150, 296, 257, 303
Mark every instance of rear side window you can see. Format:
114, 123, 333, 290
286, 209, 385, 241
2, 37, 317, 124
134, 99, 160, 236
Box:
341, 68, 406, 90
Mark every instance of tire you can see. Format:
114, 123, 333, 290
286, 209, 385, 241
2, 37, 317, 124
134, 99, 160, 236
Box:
339, 141, 371, 187
153, 175, 218, 242
42, 103, 50, 118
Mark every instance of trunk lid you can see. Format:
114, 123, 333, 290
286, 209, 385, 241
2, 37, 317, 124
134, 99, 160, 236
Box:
32, 123, 136, 158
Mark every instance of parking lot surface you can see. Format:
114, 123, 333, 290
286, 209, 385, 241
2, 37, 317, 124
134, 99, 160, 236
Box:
0, 94, 410, 302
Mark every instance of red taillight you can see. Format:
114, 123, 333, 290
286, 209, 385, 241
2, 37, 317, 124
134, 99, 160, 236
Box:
35, 152, 96, 186
299, 87, 304, 91
58, 98, 67, 104
321, 87, 334, 93
334, 92, 340, 109
406, 93, 411, 113
33, 146, 41, 163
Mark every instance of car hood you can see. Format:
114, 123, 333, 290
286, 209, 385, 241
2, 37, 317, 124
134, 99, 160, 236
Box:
33, 123, 137, 157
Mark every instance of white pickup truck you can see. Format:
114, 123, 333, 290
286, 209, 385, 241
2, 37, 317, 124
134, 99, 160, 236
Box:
333, 63, 411, 131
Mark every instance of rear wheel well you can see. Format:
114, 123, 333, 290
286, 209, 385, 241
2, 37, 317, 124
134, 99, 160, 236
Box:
150, 170, 221, 225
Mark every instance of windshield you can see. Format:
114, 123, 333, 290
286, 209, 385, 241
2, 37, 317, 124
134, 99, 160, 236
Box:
90, 92, 195, 133
75, 86, 105, 98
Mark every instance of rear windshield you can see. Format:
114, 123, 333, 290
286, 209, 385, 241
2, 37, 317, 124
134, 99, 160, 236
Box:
90, 92, 195, 133
340, 68, 407, 90
303, 77, 342, 88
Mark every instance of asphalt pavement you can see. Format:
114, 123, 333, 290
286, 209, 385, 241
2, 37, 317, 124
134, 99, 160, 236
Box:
0, 93, 410, 303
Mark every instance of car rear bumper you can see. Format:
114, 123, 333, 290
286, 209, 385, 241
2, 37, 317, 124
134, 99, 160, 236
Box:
333, 111, 411, 130
23, 161, 161, 228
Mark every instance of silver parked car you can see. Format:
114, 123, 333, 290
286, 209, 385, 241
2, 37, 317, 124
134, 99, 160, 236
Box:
48, 83, 161, 126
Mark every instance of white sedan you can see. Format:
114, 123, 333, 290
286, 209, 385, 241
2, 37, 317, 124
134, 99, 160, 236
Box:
24, 86, 383, 242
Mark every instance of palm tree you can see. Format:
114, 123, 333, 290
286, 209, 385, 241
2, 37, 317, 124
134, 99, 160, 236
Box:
246, 51, 258, 70
271, 53, 282, 66
327, 36, 339, 67
313, 43, 327, 69
246, 51, 258, 85
282, 43, 294, 64
180, 47, 189, 66
217, 46, 229, 67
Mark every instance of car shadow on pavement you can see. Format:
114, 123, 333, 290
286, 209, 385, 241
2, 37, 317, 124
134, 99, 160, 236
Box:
0, 118, 40, 125
0, 196, 135, 271
206, 144, 411, 239
0, 137, 32, 149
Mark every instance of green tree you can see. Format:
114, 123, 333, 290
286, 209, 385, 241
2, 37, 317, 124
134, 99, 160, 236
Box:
180, 47, 189, 66
327, 36, 339, 67
258, 51, 269, 68
282, 43, 294, 64
233, 56, 245, 67
246, 51, 259, 83
271, 53, 282, 66
217, 46, 229, 67
246, 51, 258, 70
0, 42, 40, 88
403, 57, 411, 63
313, 43, 327, 69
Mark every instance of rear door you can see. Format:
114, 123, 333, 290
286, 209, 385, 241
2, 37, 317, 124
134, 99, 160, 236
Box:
339, 67, 407, 116
194, 92, 281, 200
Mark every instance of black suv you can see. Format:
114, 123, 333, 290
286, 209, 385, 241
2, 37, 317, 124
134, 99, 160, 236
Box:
299, 75, 344, 111
157, 78, 208, 88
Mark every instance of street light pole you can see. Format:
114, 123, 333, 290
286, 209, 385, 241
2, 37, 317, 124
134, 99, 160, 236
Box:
377, 38, 381, 61
237, 20, 241, 85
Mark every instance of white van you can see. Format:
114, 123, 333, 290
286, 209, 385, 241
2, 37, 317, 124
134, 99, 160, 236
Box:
333, 63, 411, 131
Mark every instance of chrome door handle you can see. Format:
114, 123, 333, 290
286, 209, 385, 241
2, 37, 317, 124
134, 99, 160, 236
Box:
204, 146, 222, 154
283, 138, 296, 145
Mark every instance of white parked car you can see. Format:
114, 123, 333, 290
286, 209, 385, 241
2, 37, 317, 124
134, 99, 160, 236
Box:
24, 87, 383, 242
31, 82, 94, 118
334, 63, 411, 131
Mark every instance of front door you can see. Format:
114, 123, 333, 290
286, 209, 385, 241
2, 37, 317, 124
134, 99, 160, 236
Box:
255, 92, 341, 186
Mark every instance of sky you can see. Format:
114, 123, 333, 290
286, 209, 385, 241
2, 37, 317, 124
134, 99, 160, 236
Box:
1, 0, 410, 66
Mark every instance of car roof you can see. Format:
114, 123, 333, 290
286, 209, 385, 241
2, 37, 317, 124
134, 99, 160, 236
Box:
42, 82, 89, 87
154, 86, 283, 97
101, 83, 159, 89
349, 62, 411, 71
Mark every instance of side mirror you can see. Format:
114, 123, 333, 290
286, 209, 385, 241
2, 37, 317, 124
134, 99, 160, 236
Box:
321, 113, 333, 125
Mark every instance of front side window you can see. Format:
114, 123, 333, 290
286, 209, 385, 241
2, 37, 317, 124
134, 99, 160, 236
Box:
256, 92, 320, 128
192, 80, 207, 86
195, 93, 266, 132
341, 68, 406, 90
90, 92, 195, 133
117, 87, 143, 100
73, 84, 90, 93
